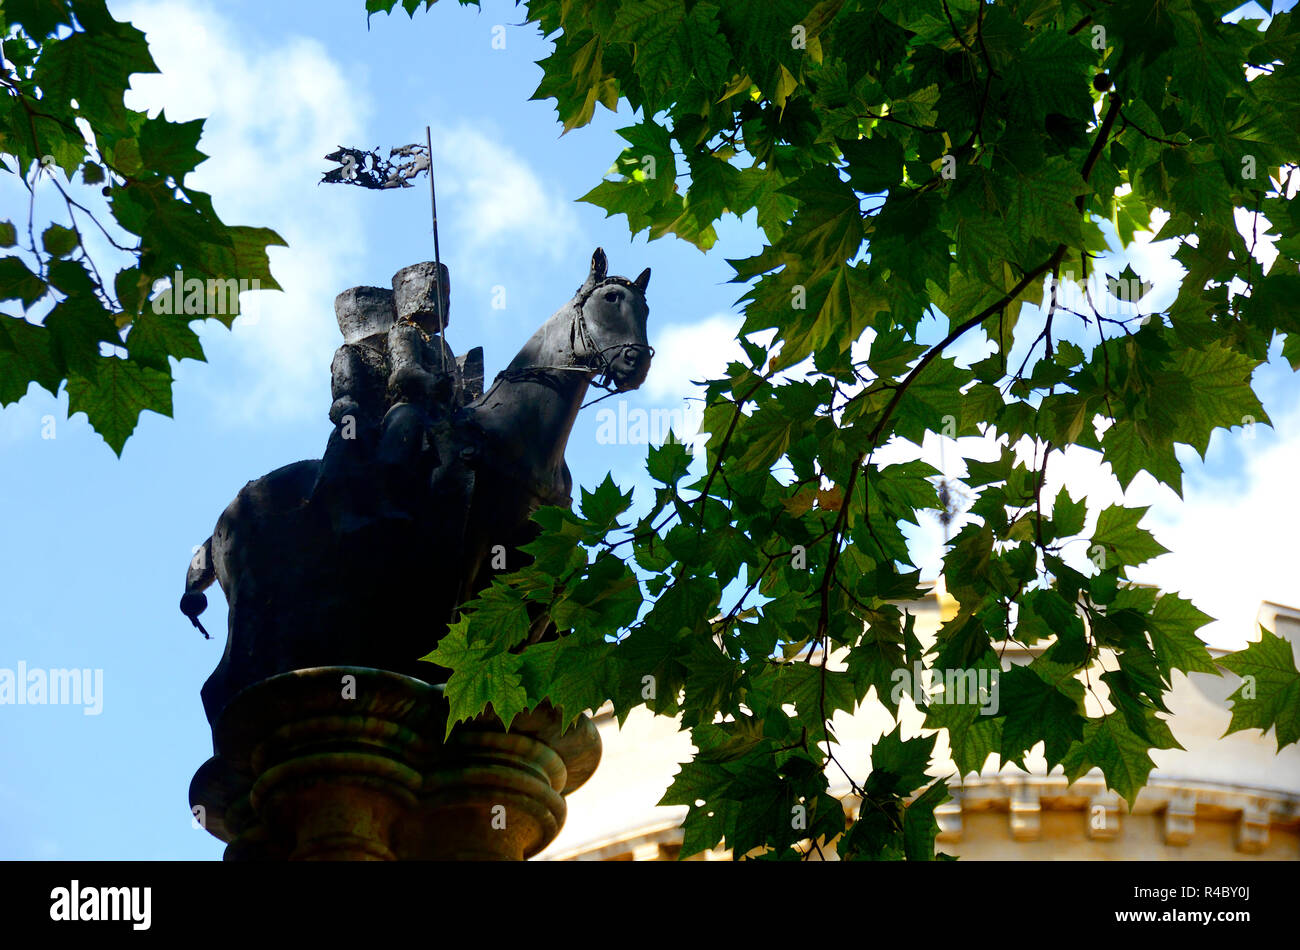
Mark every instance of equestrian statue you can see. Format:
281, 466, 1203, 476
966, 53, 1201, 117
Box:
180, 248, 652, 726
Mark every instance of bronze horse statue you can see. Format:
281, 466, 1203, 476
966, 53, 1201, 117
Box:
182, 249, 651, 725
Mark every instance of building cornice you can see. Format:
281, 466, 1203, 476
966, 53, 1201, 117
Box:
834, 772, 1300, 853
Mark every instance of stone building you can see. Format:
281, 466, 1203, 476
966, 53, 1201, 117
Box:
538, 586, 1300, 860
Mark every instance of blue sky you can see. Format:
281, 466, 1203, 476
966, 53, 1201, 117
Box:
1, 0, 1297, 859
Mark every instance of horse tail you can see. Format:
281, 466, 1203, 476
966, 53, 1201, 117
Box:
181, 537, 216, 639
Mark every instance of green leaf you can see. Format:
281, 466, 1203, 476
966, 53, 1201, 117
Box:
902, 778, 950, 861
922, 654, 1003, 776
682, 639, 741, 725
37, 21, 158, 124
517, 631, 615, 729
0, 0, 284, 457
866, 725, 935, 798
421, 619, 529, 737
1217, 627, 1300, 751
0, 314, 60, 404
0, 257, 47, 309
1102, 418, 1183, 495
679, 799, 737, 858
1051, 487, 1087, 538
125, 310, 205, 371
840, 134, 904, 194
996, 665, 1086, 766
1091, 505, 1170, 569
461, 583, 532, 651
553, 552, 642, 635
579, 473, 633, 530
5, 0, 77, 37
1060, 713, 1162, 810
774, 164, 865, 274
1147, 593, 1217, 677
685, 151, 744, 227
138, 111, 207, 176
518, 506, 586, 575
44, 295, 120, 377
65, 357, 173, 455
769, 661, 858, 737
1001, 158, 1090, 250
846, 624, 907, 717
41, 225, 79, 258
1160, 341, 1269, 459
190, 225, 287, 294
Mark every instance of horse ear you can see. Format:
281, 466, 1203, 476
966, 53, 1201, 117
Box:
579, 248, 607, 296
634, 267, 651, 293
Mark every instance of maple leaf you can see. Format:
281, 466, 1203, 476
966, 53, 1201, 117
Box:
1218, 627, 1300, 751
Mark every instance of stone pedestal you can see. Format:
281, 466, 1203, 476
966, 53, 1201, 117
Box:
190, 667, 600, 861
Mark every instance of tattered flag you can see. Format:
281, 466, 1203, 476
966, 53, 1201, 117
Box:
321, 128, 449, 371
322, 143, 431, 189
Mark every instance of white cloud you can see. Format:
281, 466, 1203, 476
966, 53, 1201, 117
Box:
120, 0, 371, 425
642, 312, 745, 403
1128, 409, 1300, 649
431, 120, 583, 279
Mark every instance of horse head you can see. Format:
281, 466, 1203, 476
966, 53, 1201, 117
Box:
572, 248, 653, 393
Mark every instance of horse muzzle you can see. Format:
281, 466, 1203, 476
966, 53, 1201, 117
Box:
610, 345, 652, 391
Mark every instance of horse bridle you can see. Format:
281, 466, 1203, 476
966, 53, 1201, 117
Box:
572, 277, 655, 392
487, 277, 655, 397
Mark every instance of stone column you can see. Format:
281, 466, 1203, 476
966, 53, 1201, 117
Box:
190, 667, 600, 861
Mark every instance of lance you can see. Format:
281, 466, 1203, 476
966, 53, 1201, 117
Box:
426, 125, 446, 373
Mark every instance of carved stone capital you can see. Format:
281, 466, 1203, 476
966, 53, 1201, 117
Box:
190, 667, 600, 860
